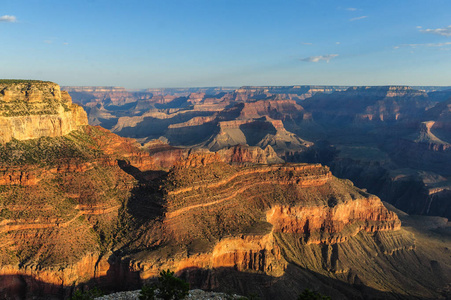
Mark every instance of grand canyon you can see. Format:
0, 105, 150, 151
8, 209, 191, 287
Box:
0, 80, 450, 299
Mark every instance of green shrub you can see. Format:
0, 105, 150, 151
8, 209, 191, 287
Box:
70, 287, 103, 300
140, 270, 189, 300
139, 284, 157, 300
158, 270, 189, 300
297, 288, 331, 300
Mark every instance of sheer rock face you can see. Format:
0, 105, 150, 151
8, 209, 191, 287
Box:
267, 197, 400, 244
0, 81, 88, 143
237, 99, 306, 120
217, 144, 284, 164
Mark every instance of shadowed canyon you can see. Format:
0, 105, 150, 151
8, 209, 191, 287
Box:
0, 81, 450, 299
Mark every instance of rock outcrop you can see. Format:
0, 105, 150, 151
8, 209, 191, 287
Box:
217, 144, 284, 164
160, 160, 399, 245
0, 80, 88, 143
205, 116, 312, 153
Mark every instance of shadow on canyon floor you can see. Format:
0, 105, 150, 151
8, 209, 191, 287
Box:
117, 159, 166, 222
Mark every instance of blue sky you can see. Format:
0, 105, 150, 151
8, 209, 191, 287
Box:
2, 0, 451, 88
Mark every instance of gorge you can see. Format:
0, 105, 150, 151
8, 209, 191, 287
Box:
0, 81, 450, 299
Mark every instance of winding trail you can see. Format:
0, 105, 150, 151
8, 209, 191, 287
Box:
167, 164, 323, 196
166, 174, 330, 219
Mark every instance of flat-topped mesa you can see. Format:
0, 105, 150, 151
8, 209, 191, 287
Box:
346, 86, 426, 98
0, 80, 88, 143
237, 99, 305, 120
62, 86, 127, 93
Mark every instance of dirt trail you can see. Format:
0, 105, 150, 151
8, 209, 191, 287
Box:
166, 175, 330, 219
168, 164, 325, 196
0, 204, 121, 233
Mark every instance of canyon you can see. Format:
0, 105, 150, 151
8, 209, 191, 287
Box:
0, 81, 450, 299
65, 84, 451, 219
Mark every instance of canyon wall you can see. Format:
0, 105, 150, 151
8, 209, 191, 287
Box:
1, 82, 450, 299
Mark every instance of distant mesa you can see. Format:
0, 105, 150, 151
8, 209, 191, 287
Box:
61, 86, 127, 93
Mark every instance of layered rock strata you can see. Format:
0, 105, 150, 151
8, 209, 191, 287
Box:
1, 81, 450, 299
0, 124, 156, 298
0, 80, 88, 143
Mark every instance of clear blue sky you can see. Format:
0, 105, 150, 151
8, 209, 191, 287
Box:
2, 0, 451, 89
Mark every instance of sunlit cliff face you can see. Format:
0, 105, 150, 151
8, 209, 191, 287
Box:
0, 80, 88, 143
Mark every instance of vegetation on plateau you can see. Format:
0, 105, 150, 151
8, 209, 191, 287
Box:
0, 126, 137, 266
0, 129, 103, 166
297, 289, 331, 300
0, 79, 53, 84
70, 287, 103, 300
139, 270, 190, 300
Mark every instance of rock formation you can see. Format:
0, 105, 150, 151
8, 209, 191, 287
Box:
1, 82, 448, 299
217, 144, 284, 164
119, 155, 449, 300
233, 85, 348, 102
0, 80, 88, 143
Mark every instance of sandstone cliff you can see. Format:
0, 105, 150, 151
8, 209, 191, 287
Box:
0, 80, 88, 143
217, 144, 284, 164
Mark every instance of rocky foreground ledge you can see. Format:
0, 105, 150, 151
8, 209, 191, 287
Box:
95, 289, 245, 300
